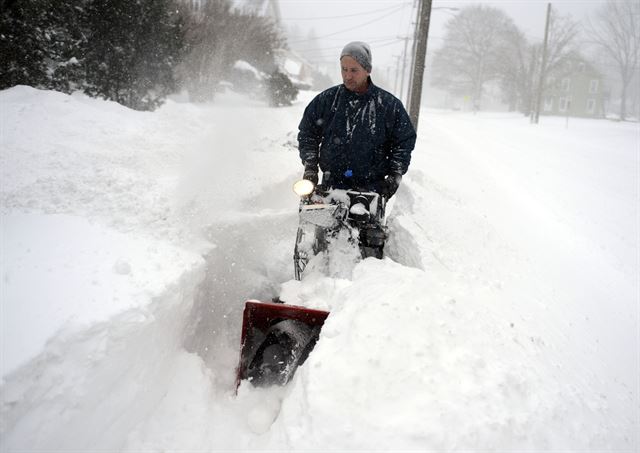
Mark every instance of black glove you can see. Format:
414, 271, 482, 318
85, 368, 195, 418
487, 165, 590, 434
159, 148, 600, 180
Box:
302, 165, 318, 186
382, 173, 402, 198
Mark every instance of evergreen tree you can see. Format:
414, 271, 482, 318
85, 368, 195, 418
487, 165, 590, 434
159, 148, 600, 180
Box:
83, 0, 184, 110
47, 0, 88, 93
1, 0, 182, 110
1, 0, 86, 91
1, 0, 53, 89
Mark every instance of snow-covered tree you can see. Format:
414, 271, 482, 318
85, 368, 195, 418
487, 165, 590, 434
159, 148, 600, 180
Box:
0, 0, 86, 91
1, 0, 184, 110
431, 5, 518, 111
178, 0, 285, 101
83, 0, 184, 110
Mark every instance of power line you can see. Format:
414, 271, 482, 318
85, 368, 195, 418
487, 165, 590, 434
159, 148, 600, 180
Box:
282, 2, 411, 21
288, 4, 410, 44
297, 36, 405, 53
301, 41, 406, 64
376, 38, 406, 49
302, 38, 405, 55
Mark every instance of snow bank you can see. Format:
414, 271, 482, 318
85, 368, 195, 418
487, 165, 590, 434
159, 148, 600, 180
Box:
0, 86, 208, 450
1, 86, 637, 451
259, 111, 638, 450
1, 86, 205, 371
0, 85, 305, 451
269, 256, 628, 449
1, 213, 200, 376
1, 257, 203, 450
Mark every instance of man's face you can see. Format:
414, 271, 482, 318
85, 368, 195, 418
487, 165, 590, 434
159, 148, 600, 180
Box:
341, 56, 370, 93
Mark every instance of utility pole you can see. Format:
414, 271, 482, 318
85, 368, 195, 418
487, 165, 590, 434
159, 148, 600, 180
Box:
531, 3, 551, 124
399, 36, 410, 104
406, 0, 420, 110
408, 0, 433, 132
394, 55, 402, 94
269, 0, 282, 25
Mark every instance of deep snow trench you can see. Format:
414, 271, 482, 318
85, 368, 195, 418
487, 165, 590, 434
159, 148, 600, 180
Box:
182, 180, 423, 392
184, 210, 298, 391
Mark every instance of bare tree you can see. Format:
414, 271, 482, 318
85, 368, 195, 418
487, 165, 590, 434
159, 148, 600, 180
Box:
498, 27, 533, 112
499, 10, 580, 115
587, 0, 640, 120
432, 5, 517, 111
544, 12, 580, 75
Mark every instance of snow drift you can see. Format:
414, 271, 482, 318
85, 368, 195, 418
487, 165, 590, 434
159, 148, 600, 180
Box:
1, 86, 638, 451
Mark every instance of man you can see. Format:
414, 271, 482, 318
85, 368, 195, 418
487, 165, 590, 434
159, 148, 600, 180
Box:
297, 41, 416, 198
296, 41, 416, 259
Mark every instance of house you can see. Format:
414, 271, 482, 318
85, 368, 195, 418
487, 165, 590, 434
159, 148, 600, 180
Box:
273, 49, 314, 90
542, 58, 606, 118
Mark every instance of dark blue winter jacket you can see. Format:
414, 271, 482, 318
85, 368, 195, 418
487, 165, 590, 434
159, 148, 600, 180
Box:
298, 79, 416, 190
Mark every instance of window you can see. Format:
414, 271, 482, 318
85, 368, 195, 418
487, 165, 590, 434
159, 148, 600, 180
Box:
559, 97, 570, 112
589, 79, 599, 94
561, 78, 571, 91
543, 98, 553, 112
587, 99, 596, 114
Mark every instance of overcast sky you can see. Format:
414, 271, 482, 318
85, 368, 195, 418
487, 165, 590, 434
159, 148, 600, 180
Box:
278, 0, 605, 84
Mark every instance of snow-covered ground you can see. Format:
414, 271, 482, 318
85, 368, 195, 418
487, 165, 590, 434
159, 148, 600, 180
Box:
1, 85, 638, 451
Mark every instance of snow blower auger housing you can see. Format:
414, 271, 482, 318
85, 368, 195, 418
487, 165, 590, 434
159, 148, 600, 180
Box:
293, 180, 387, 280
236, 301, 329, 388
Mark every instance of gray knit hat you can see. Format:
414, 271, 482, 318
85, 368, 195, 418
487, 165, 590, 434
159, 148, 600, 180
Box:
340, 41, 372, 72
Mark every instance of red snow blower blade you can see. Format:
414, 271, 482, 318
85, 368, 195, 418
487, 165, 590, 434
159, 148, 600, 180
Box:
236, 300, 329, 388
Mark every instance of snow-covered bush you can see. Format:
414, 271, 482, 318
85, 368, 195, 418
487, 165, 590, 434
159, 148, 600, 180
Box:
1, 0, 184, 111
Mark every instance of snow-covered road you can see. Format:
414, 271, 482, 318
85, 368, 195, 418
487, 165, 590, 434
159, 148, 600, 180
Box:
1, 86, 638, 451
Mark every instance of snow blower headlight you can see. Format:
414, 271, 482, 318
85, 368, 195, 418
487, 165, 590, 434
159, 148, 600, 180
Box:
293, 179, 315, 197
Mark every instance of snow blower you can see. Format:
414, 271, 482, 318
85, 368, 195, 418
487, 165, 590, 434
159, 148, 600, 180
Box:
236, 178, 387, 388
